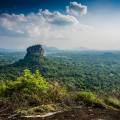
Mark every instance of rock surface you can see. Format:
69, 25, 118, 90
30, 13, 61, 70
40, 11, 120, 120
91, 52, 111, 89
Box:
24, 45, 44, 64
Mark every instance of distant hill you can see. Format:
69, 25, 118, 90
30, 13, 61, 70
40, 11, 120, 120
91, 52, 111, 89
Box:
0, 48, 14, 53
0, 46, 60, 54
72, 47, 90, 51
0, 48, 24, 53
43, 45, 61, 55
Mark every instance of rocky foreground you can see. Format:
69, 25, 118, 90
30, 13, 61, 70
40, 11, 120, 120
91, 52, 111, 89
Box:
1, 107, 120, 120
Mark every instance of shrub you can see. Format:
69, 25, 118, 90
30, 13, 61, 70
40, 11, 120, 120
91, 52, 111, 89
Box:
104, 97, 120, 109
1, 69, 50, 108
48, 82, 68, 103
75, 91, 106, 108
0, 81, 7, 96
0, 69, 70, 111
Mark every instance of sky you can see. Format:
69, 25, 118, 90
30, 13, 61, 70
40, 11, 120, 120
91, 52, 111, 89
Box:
0, 0, 120, 50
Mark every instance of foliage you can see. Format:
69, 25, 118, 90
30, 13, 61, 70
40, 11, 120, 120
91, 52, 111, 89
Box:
0, 51, 120, 114
0, 69, 49, 107
104, 97, 120, 109
74, 91, 106, 108
0, 51, 25, 66
48, 82, 68, 102
0, 69, 69, 110
0, 51, 120, 95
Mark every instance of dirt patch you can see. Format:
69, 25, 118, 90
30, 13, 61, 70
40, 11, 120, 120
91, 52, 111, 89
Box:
11, 107, 120, 120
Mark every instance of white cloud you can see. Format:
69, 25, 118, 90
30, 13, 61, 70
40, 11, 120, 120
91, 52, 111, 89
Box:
0, 9, 83, 38
0, 1, 102, 50
0, 2, 90, 49
66, 2, 87, 17
0, 2, 120, 50
39, 9, 79, 26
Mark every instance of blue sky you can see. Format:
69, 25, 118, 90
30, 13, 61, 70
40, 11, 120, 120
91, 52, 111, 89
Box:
0, 0, 120, 50
0, 0, 120, 14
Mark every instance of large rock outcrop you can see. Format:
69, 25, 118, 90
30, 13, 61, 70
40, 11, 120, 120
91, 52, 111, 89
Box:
23, 45, 44, 64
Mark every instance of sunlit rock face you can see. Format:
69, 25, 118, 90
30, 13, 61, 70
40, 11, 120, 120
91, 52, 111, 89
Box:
24, 45, 44, 64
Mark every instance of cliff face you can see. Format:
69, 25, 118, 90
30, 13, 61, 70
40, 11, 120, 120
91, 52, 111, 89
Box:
24, 45, 44, 64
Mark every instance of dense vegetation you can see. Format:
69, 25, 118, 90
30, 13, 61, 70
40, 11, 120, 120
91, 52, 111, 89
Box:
43, 52, 120, 94
0, 51, 120, 96
0, 69, 120, 116
0, 51, 25, 66
0, 69, 68, 114
0, 49, 120, 115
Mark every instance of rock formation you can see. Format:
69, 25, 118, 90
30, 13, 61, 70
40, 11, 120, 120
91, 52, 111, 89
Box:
23, 45, 44, 64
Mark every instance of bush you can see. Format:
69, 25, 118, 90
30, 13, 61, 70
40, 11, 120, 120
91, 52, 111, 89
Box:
0, 69, 50, 108
0, 81, 7, 96
0, 69, 69, 112
48, 82, 68, 103
75, 91, 106, 108
104, 97, 120, 109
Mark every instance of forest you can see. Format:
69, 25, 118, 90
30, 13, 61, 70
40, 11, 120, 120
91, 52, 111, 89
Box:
0, 50, 120, 94
0, 47, 120, 119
